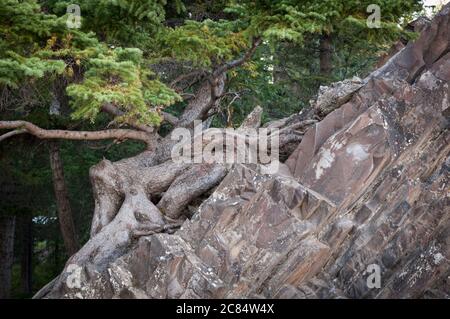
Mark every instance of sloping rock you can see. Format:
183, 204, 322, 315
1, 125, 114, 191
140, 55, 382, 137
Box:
39, 5, 450, 299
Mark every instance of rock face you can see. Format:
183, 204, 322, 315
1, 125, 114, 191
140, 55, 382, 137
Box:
39, 5, 450, 299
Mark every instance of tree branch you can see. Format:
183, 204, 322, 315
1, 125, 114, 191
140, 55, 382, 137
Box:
212, 37, 262, 77
176, 74, 226, 128
167, 38, 261, 129
192, 37, 262, 125
202, 76, 221, 121
161, 112, 179, 126
170, 71, 204, 88
101, 103, 155, 134
0, 121, 155, 147
0, 128, 27, 142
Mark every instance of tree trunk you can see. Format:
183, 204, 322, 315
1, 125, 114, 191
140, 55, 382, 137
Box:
0, 215, 16, 299
54, 233, 60, 273
49, 142, 79, 256
20, 214, 33, 296
319, 34, 333, 76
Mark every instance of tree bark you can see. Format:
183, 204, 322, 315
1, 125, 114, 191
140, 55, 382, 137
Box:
0, 121, 155, 147
0, 215, 16, 299
20, 214, 33, 296
319, 34, 333, 76
49, 142, 79, 257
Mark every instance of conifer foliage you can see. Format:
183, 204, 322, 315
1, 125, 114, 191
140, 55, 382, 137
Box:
1, 0, 421, 131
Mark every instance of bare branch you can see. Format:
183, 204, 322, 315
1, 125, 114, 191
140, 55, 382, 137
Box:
177, 74, 226, 128
166, 39, 260, 129
202, 76, 221, 121
0, 128, 27, 142
161, 112, 179, 126
187, 38, 261, 125
212, 37, 262, 77
180, 93, 196, 100
101, 103, 155, 134
170, 71, 204, 88
0, 121, 155, 147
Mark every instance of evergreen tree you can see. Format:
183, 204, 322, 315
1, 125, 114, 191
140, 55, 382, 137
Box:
0, 0, 426, 298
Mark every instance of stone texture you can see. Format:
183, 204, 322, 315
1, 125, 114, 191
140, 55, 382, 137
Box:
39, 5, 450, 299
